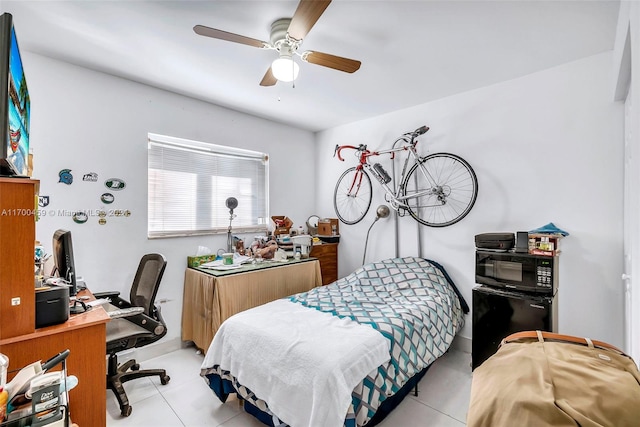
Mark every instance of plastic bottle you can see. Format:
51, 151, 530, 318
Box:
373, 163, 392, 184
0, 387, 7, 421
0, 353, 8, 421
27, 147, 33, 177
0, 353, 7, 389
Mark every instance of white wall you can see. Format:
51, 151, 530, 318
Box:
21, 48, 625, 350
316, 52, 624, 346
25, 53, 316, 348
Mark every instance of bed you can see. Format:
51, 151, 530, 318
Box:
200, 257, 469, 427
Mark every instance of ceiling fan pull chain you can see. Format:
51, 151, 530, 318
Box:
292, 59, 296, 89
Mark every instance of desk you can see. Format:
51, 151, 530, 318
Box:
0, 289, 110, 427
181, 258, 322, 353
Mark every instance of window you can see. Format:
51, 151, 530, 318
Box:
148, 133, 269, 238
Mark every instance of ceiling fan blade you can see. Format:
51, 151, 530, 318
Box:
260, 67, 277, 86
287, 0, 331, 41
302, 51, 361, 73
194, 25, 268, 48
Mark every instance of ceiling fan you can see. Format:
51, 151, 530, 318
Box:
193, 0, 361, 86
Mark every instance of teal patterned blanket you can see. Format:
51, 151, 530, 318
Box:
289, 257, 466, 424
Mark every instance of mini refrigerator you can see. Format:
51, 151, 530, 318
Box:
472, 285, 558, 370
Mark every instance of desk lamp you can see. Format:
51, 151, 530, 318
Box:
362, 205, 391, 264
225, 197, 238, 253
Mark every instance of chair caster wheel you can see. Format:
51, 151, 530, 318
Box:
131, 363, 140, 371
121, 405, 132, 417
161, 375, 170, 385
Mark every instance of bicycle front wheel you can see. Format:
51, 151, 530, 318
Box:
401, 153, 478, 227
333, 167, 373, 225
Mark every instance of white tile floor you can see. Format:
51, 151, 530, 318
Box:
106, 347, 472, 427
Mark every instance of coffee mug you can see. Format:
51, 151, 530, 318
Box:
222, 253, 234, 265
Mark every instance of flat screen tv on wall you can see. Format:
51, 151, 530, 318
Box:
0, 12, 30, 177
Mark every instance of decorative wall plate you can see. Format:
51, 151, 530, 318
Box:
104, 178, 126, 191
73, 212, 88, 224
82, 172, 98, 182
58, 169, 73, 185
101, 193, 115, 204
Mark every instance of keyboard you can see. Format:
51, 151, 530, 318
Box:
107, 307, 144, 319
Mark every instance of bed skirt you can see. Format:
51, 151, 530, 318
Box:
205, 364, 431, 427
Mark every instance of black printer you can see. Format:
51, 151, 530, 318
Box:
474, 232, 515, 250
35, 286, 70, 328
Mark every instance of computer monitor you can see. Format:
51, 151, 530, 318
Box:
52, 229, 77, 296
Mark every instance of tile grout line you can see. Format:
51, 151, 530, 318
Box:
215, 412, 253, 427
149, 378, 187, 427
407, 395, 468, 425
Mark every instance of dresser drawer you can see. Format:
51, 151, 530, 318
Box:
310, 242, 338, 285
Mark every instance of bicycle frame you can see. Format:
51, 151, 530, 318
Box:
334, 125, 477, 227
336, 138, 438, 212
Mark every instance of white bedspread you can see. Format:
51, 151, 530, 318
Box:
202, 299, 390, 427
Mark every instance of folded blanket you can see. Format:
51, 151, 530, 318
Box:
202, 299, 390, 427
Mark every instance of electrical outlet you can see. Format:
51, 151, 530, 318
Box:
11, 297, 20, 306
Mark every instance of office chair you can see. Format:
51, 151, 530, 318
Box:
94, 253, 170, 417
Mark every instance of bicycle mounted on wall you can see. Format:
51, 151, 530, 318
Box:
333, 125, 478, 227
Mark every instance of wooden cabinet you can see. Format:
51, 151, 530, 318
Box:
1, 296, 109, 426
0, 178, 108, 427
310, 242, 338, 285
0, 178, 38, 339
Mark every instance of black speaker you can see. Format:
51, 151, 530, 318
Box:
515, 231, 529, 253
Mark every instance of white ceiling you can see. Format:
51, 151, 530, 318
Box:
3, 0, 620, 132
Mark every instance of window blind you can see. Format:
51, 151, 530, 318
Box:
148, 133, 269, 238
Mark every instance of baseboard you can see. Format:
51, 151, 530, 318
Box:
451, 334, 471, 354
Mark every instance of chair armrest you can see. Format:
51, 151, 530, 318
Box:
106, 306, 144, 319
126, 305, 167, 340
93, 291, 120, 300
93, 291, 132, 309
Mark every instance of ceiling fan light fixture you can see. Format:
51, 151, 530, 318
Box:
194, 0, 361, 87
272, 56, 300, 82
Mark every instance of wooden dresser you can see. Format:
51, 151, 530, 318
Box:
310, 242, 338, 285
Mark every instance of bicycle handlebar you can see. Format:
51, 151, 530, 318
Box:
334, 144, 367, 161
334, 126, 428, 161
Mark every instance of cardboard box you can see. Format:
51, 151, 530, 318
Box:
272, 216, 293, 236
529, 248, 561, 256
318, 218, 339, 236
187, 254, 217, 268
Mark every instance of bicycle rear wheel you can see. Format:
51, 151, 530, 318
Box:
333, 166, 373, 225
401, 153, 478, 227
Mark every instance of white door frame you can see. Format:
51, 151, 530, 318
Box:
617, 2, 640, 364
623, 85, 637, 361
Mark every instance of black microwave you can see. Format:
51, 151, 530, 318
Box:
475, 250, 558, 294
